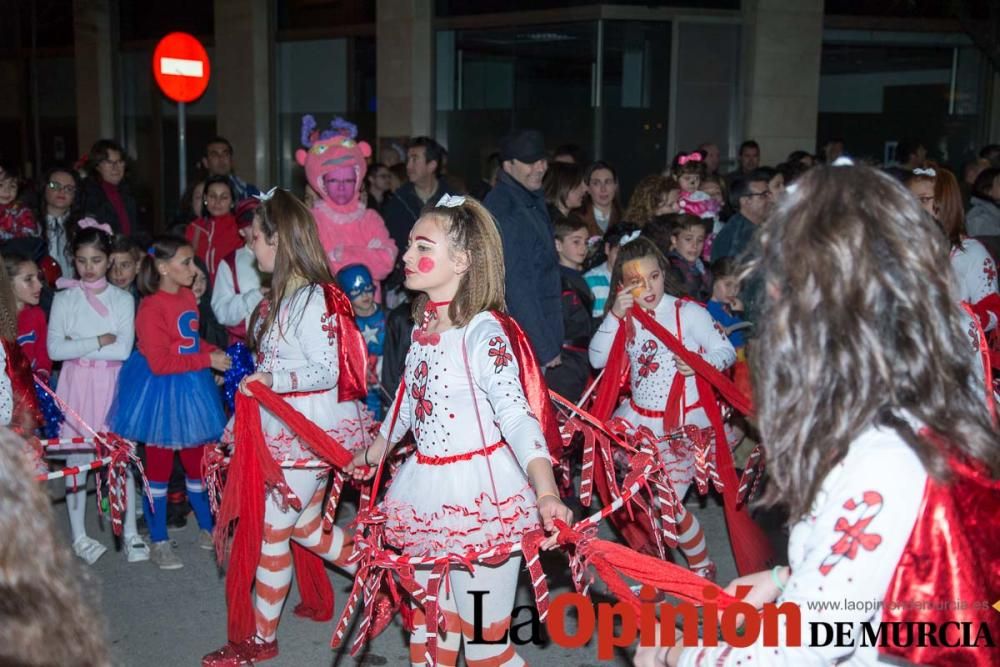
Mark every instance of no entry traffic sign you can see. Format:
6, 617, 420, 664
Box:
152, 32, 210, 103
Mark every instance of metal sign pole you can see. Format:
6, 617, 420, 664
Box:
178, 101, 187, 196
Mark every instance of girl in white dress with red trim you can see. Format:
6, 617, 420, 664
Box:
636, 165, 1000, 667
204, 189, 373, 666
347, 195, 572, 667
589, 236, 735, 579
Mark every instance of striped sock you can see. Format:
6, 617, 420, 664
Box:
145, 482, 169, 543
185, 478, 214, 531
676, 508, 709, 568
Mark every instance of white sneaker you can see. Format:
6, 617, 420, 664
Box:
123, 534, 150, 563
198, 529, 215, 551
72, 536, 108, 565
150, 541, 184, 570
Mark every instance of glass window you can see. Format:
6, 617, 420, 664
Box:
436, 22, 597, 196
274, 37, 376, 192
818, 39, 988, 167
673, 21, 741, 170
599, 20, 673, 198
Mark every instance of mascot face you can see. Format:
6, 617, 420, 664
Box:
295, 135, 372, 208
323, 165, 358, 206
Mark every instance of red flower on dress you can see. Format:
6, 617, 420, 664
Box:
320, 312, 337, 346
488, 336, 513, 373
411, 360, 433, 422
983, 259, 997, 284
636, 339, 659, 381
637, 353, 660, 379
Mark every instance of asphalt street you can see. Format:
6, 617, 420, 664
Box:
56, 477, 747, 666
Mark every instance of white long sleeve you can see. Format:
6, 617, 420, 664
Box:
677, 423, 927, 667
468, 315, 550, 472
211, 247, 264, 327
263, 285, 339, 394
47, 286, 135, 362
380, 371, 412, 444
588, 311, 621, 370
0, 343, 12, 425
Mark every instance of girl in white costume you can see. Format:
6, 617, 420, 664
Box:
348, 195, 572, 667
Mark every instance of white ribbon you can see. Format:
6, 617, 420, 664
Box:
436, 194, 466, 208
619, 230, 641, 246
913, 168, 936, 177
253, 186, 279, 202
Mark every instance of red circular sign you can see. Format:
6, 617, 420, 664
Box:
152, 32, 210, 103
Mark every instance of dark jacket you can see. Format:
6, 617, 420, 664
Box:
484, 171, 564, 364
380, 300, 415, 405
709, 212, 756, 263
81, 178, 140, 238
545, 266, 595, 403
382, 180, 452, 258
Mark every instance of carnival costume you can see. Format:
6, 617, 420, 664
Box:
377, 302, 562, 666
295, 116, 397, 283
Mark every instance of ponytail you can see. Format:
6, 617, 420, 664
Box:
138, 236, 190, 296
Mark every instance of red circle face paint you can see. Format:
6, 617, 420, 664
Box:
417, 257, 436, 273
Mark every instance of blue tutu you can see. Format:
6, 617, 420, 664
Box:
108, 350, 226, 448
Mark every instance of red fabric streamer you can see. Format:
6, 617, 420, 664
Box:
217, 381, 356, 643
633, 308, 772, 574
216, 391, 289, 643
493, 311, 564, 460
3, 338, 40, 434
880, 450, 1000, 667
523, 520, 740, 614
588, 307, 773, 574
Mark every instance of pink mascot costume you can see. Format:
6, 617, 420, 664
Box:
296, 116, 397, 283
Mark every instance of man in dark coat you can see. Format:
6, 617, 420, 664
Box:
484, 129, 564, 369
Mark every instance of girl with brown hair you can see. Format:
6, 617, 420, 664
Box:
589, 237, 735, 580
623, 174, 679, 226
204, 188, 373, 665
347, 194, 571, 667
639, 165, 1000, 667
906, 165, 1000, 332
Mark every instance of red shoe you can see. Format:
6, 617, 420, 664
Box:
367, 592, 397, 640
202, 637, 278, 666
690, 561, 717, 583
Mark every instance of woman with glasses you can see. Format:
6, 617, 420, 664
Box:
37, 166, 81, 279
81, 139, 139, 238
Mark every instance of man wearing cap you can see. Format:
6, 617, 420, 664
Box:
484, 129, 565, 369
211, 198, 267, 344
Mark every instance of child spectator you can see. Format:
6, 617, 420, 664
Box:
706, 257, 748, 349
549, 217, 595, 402
336, 263, 386, 418
108, 234, 142, 311
707, 257, 751, 399
185, 175, 243, 282
4, 253, 51, 381
108, 236, 230, 569
667, 214, 712, 302
671, 151, 706, 194
37, 166, 81, 278
584, 223, 639, 318
0, 162, 39, 240
211, 199, 265, 344
192, 258, 229, 351
47, 219, 143, 565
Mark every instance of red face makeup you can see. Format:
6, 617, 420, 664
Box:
417, 257, 436, 273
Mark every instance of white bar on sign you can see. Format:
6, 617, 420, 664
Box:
160, 57, 203, 77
